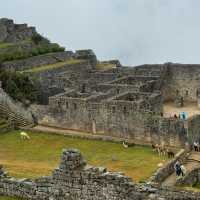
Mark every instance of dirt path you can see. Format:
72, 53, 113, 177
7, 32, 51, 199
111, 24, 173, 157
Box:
162, 152, 200, 187
27, 125, 151, 146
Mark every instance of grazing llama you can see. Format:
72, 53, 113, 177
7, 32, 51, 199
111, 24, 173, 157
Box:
20, 132, 30, 140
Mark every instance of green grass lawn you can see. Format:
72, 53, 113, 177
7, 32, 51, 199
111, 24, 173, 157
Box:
0, 196, 23, 200
0, 130, 169, 182
0, 42, 14, 49
22, 59, 85, 73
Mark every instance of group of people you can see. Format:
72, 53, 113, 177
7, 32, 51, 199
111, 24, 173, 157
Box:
173, 113, 187, 120
174, 161, 186, 178
160, 112, 187, 120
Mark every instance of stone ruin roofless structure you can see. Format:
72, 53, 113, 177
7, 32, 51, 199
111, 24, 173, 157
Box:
31, 56, 200, 148
31, 57, 200, 147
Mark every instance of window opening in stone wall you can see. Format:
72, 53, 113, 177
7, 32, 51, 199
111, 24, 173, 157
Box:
58, 101, 61, 108
197, 90, 199, 97
66, 102, 69, 109
185, 90, 189, 96
176, 90, 179, 95
81, 84, 86, 93
112, 106, 116, 113
73, 103, 77, 110
123, 106, 127, 114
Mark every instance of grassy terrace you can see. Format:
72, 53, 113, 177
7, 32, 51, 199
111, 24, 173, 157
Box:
0, 40, 31, 49
22, 59, 85, 73
0, 197, 23, 200
96, 62, 116, 70
0, 42, 14, 49
0, 130, 168, 182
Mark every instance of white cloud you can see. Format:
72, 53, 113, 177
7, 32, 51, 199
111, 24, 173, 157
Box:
1, 0, 200, 65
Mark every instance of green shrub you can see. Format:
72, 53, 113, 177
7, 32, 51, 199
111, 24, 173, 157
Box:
0, 70, 40, 103
31, 34, 49, 45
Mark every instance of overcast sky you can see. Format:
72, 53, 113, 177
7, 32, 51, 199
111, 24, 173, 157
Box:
1, 0, 200, 66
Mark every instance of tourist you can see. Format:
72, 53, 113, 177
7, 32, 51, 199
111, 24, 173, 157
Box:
180, 164, 187, 176
174, 114, 178, 118
197, 140, 200, 152
182, 112, 187, 120
174, 161, 181, 177
194, 141, 199, 152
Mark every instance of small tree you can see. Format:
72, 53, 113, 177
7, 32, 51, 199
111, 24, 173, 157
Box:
31, 34, 49, 45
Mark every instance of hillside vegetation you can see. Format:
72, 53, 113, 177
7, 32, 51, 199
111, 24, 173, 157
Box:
0, 69, 40, 103
0, 37, 65, 63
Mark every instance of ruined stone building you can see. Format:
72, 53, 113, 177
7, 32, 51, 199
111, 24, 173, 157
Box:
29, 58, 200, 148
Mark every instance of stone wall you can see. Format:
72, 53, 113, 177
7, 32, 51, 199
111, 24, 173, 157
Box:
0, 18, 36, 43
151, 189, 200, 200
0, 83, 34, 127
0, 149, 200, 200
74, 49, 97, 66
176, 167, 200, 186
47, 91, 163, 136
0, 149, 143, 200
32, 90, 187, 147
162, 63, 200, 102
187, 115, 200, 144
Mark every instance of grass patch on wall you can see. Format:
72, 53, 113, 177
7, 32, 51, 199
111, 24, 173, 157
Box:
0, 42, 14, 49
0, 41, 65, 63
96, 62, 116, 70
0, 130, 169, 182
22, 59, 85, 73
0, 196, 23, 200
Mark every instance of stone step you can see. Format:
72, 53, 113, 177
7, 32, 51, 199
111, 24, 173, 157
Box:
0, 104, 33, 127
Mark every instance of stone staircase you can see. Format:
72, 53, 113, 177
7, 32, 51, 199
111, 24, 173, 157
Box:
0, 87, 34, 128
0, 104, 33, 127
0, 118, 10, 133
